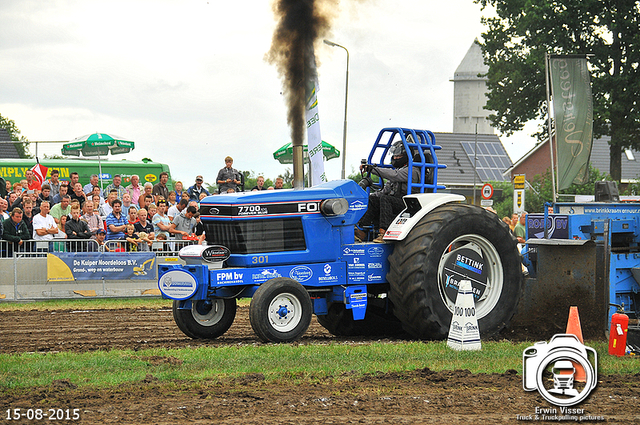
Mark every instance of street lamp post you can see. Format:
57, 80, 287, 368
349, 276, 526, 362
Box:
323, 39, 349, 179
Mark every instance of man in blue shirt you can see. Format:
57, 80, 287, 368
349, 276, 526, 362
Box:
187, 175, 210, 200
105, 199, 127, 241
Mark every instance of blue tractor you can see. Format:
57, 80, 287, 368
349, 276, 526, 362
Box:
158, 128, 523, 342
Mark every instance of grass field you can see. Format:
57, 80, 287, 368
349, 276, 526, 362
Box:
2, 298, 639, 391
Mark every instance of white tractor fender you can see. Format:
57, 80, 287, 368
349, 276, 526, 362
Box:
383, 193, 466, 241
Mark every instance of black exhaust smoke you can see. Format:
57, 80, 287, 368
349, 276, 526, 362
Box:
266, 0, 335, 188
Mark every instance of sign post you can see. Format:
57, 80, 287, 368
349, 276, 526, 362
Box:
481, 183, 494, 207
514, 174, 526, 214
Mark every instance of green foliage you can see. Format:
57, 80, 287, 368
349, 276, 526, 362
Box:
279, 168, 294, 188
348, 166, 364, 184
489, 180, 515, 218
622, 181, 640, 196
242, 170, 275, 190
0, 297, 172, 312
0, 114, 31, 158
477, 0, 640, 181
204, 182, 217, 194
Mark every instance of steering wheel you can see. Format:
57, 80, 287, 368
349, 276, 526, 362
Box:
360, 165, 384, 194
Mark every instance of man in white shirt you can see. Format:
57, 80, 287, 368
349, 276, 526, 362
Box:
167, 198, 187, 221
32, 201, 58, 240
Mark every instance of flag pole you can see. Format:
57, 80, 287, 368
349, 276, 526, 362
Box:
544, 52, 557, 202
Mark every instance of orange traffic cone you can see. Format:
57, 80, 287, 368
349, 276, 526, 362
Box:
566, 306, 584, 343
566, 306, 586, 382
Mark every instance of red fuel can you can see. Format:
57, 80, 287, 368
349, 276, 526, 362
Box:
608, 312, 629, 357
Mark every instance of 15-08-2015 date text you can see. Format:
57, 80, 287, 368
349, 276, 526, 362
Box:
5, 408, 80, 421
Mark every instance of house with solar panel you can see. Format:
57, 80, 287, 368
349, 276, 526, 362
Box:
505, 135, 640, 192
448, 40, 640, 197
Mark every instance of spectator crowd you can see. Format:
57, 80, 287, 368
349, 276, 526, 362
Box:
0, 157, 287, 255
0, 170, 208, 254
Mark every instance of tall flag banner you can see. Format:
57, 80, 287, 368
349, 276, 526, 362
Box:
306, 79, 326, 186
31, 162, 48, 184
549, 56, 593, 190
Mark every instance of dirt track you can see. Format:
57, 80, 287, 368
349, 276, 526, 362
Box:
1, 306, 639, 424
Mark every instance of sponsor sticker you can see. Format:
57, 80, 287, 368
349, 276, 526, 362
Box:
349, 200, 367, 211
202, 245, 231, 262
368, 246, 384, 257
159, 270, 198, 300
290, 266, 313, 283
215, 270, 245, 285
343, 247, 366, 256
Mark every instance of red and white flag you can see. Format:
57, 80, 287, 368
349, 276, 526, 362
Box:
31, 163, 48, 184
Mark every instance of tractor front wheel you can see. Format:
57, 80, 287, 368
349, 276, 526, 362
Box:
173, 298, 236, 339
249, 278, 312, 343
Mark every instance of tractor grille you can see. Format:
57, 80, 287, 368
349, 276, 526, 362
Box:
203, 218, 306, 254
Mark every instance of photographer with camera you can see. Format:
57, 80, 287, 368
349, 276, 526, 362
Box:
356, 140, 420, 243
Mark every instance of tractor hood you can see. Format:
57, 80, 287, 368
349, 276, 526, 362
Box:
199, 179, 368, 227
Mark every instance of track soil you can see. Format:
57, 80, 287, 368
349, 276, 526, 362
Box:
1, 305, 638, 424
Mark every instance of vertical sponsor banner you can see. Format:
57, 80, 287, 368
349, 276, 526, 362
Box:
549, 56, 593, 190
306, 79, 326, 186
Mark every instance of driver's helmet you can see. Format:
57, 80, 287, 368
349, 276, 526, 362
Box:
390, 140, 410, 168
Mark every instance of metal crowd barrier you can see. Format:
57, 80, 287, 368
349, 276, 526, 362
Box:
0, 239, 200, 257
0, 239, 100, 257
104, 239, 199, 256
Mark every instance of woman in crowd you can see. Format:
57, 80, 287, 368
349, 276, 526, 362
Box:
53, 214, 68, 252
140, 183, 153, 207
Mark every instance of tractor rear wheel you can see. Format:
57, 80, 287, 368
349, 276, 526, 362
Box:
173, 298, 236, 339
387, 203, 522, 339
249, 277, 312, 343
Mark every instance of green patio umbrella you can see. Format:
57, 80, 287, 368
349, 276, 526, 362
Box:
273, 140, 340, 164
62, 133, 135, 188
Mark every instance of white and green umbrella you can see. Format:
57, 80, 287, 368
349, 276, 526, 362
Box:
62, 133, 135, 157
62, 133, 135, 188
273, 140, 340, 164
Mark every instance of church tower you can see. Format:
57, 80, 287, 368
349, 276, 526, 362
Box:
451, 39, 494, 134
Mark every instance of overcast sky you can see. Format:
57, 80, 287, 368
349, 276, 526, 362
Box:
0, 0, 538, 186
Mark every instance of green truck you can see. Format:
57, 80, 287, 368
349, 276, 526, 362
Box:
0, 158, 172, 189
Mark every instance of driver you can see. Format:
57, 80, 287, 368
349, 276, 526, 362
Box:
357, 140, 420, 243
